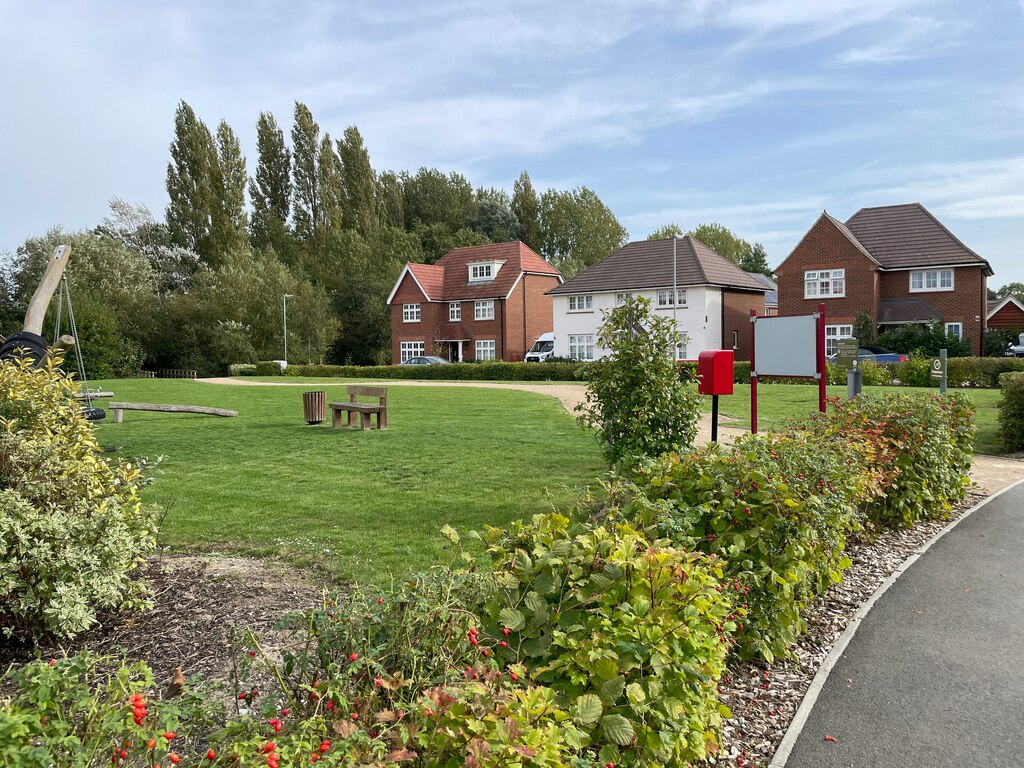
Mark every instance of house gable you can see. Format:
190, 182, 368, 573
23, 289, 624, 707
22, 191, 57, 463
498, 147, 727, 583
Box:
987, 296, 1024, 330
775, 212, 880, 323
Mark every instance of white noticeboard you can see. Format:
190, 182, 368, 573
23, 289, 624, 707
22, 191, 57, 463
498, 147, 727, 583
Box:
754, 315, 818, 377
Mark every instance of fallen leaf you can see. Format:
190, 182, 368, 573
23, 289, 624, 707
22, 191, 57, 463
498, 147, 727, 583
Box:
824, 734, 838, 743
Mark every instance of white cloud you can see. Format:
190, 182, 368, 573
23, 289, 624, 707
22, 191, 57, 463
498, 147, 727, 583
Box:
836, 17, 969, 64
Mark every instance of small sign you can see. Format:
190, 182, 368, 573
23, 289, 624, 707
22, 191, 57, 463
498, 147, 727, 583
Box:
836, 338, 859, 369
930, 357, 945, 380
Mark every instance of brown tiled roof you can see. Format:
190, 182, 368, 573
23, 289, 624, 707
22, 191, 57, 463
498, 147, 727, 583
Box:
435, 322, 473, 341
845, 203, 993, 274
747, 272, 778, 306
436, 241, 561, 300
825, 213, 880, 265
877, 298, 942, 324
407, 263, 444, 300
547, 236, 768, 295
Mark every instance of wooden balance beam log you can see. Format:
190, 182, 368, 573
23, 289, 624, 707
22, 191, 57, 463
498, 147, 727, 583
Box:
108, 402, 239, 423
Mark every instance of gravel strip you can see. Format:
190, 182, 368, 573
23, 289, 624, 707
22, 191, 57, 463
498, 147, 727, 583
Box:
702, 489, 990, 768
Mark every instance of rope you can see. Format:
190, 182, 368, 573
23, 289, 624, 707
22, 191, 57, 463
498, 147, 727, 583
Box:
61, 275, 92, 407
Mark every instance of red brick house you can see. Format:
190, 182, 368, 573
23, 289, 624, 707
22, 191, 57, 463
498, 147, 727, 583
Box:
387, 242, 563, 364
776, 203, 993, 356
987, 296, 1024, 332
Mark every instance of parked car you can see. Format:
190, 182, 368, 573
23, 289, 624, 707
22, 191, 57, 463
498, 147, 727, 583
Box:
400, 356, 449, 365
1005, 333, 1024, 358
828, 346, 907, 364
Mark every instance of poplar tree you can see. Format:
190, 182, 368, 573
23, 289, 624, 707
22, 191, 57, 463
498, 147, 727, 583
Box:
337, 126, 378, 237
249, 112, 292, 254
290, 102, 320, 243
317, 134, 344, 241
209, 120, 248, 264
512, 170, 542, 252
376, 171, 404, 230
166, 101, 216, 260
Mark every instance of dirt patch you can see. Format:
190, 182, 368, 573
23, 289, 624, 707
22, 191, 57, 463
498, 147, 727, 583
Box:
0, 555, 323, 690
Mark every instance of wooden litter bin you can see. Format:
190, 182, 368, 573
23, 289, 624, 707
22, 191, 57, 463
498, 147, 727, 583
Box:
302, 391, 326, 425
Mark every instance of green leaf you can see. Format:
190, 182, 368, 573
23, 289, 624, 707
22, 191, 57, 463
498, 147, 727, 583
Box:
625, 682, 646, 706
498, 607, 525, 632
574, 693, 603, 725
524, 591, 547, 614
600, 675, 626, 705
514, 550, 534, 578
439, 524, 459, 544
601, 714, 636, 746
592, 657, 619, 680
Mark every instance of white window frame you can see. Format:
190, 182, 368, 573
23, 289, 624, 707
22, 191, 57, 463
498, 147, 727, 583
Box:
402, 303, 421, 322
731, 331, 739, 350
475, 339, 496, 361
657, 288, 686, 308
567, 295, 593, 312
474, 300, 495, 320
910, 269, 954, 293
568, 334, 595, 360
400, 341, 424, 362
804, 269, 846, 299
945, 322, 963, 339
449, 302, 461, 321
824, 324, 854, 357
615, 292, 632, 306
469, 263, 494, 282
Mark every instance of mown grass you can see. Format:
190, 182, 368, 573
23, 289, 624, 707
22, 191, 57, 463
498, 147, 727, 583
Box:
91, 379, 605, 582
700, 383, 1002, 454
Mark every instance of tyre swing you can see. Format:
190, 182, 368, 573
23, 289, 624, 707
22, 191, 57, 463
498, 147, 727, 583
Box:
52, 273, 105, 421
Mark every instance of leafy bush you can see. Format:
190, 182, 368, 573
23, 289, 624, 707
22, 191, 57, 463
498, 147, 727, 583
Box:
626, 431, 868, 662
0, 654, 218, 768
577, 298, 703, 466
254, 360, 284, 376
984, 328, 1021, 357
465, 513, 735, 767
228, 363, 258, 376
802, 393, 974, 528
283, 361, 584, 381
997, 372, 1024, 451
0, 356, 157, 639
878, 321, 972, 358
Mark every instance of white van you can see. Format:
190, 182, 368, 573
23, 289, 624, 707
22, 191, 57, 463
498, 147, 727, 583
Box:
525, 332, 556, 362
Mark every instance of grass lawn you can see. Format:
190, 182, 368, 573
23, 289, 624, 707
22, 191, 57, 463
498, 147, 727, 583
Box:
701, 383, 1002, 454
91, 378, 604, 582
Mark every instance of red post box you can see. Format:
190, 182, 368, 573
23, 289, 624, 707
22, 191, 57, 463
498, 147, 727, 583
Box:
698, 350, 734, 396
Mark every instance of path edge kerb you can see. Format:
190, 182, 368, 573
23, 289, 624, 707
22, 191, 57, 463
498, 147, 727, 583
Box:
768, 476, 1024, 768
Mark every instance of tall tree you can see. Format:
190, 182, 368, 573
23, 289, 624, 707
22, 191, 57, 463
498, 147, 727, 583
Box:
402, 168, 475, 233
376, 171, 404, 230
337, 126, 377, 237
165, 101, 215, 260
209, 120, 248, 264
316, 134, 344, 242
539, 187, 628, 278
466, 196, 519, 242
687, 223, 749, 263
738, 242, 772, 276
511, 171, 542, 252
996, 282, 1024, 300
249, 112, 292, 255
647, 223, 684, 239
290, 102, 320, 243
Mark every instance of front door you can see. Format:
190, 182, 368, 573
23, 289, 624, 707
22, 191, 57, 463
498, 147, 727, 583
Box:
447, 341, 462, 362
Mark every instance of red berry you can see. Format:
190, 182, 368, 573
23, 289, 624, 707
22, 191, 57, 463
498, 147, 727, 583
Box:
207, 750, 217, 761
163, 732, 175, 742
351, 712, 358, 720
169, 755, 181, 764
249, 650, 257, 657
502, 627, 511, 636
377, 597, 384, 604
349, 653, 359, 662
147, 740, 156, 749
499, 641, 507, 648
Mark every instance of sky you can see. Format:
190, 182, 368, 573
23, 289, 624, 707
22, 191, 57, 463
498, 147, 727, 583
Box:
1, 0, 1022, 285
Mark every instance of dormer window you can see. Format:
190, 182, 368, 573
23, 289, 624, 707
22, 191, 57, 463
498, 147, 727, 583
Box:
469, 263, 495, 282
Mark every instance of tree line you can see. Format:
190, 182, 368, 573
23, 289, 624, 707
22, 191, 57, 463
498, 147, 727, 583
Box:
0, 99, 782, 375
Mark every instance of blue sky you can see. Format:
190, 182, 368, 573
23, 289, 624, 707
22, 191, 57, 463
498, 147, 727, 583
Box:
1, 0, 1021, 285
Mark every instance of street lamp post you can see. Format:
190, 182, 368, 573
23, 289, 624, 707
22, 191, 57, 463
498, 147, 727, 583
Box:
283, 293, 293, 363
672, 235, 680, 359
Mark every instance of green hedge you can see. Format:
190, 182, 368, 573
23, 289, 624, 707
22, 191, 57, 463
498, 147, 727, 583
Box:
282, 361, 583, 381
997, 372, 1024, 451
732, 357, 1024, 388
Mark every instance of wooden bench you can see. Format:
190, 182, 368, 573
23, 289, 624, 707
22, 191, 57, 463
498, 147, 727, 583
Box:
108, 402, 239, 423
329, 386, 388, 430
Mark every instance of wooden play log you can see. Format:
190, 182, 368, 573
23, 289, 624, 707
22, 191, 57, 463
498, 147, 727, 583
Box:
24, 245, 71, 336
108, 402, 239, 423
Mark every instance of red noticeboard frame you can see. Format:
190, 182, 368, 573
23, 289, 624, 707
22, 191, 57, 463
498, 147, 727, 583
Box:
749, 304, 827, 434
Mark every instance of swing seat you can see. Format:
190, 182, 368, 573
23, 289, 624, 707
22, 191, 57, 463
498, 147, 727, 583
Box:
82, 407, 106, 421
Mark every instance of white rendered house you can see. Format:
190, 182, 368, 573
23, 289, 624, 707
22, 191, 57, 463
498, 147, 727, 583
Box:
546, 236, 768, 361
